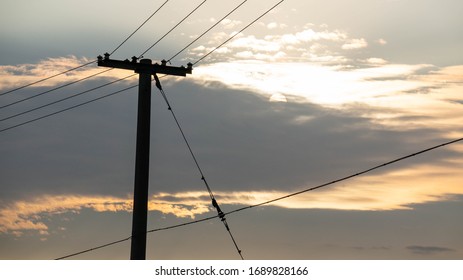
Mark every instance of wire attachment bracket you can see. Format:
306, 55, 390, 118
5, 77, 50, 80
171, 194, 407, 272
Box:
212, 198, 226, 221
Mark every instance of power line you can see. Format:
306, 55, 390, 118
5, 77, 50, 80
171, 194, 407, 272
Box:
0, 60, 97, 97
0, 0, 169, 97
0, 74, 137, 123
0, 0, 283, 133
55, 215, 217, 260
2, 0, 281, 120
167, 0, 249, 62
193, 0, 286, 65
9, 0, 458, 261
0, 83, 138, 133
139, 0, 208, 58
142, 1, 289, 258
154, 75, 244, 259
226, 136, 463, 215
0, 68, 113, 110
0, 75, 175, 133
0, 0, 277, 110
110, 0, 171, 56
9, 0, 285, 258
1, 0, 207, 123
54, 135, 463, 259
55, 236, 132, 260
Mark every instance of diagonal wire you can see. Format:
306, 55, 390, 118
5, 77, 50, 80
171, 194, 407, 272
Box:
0, 60, 97, 97
147, 1, 288, 257
54, 136, 463, 260
0, 83, 138, 133
226, 137, 463, 215
0, 0, 169, 97
7, 0, 286, 258
110, 0, 171, 55
50, 0, 459, 261
139, 0, 208, 58
193, 0, 285, 65
153, 74, 244, 259
0, 0, 282, 132
55, 236, 132, 260
0, 74, 137, 122
0, 68, 113, 110
167, 0, 249, 62
56, 215, 217, 260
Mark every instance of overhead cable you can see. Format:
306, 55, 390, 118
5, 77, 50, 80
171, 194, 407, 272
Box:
0, 68, 113, 110
55, 236, 132, 260
153, 74, 244, 260
56, 215, 217, 260
1, 0, 199, 122
110, 0, 171, 55
0, 83, 138, 133
0, 74, 137, 123
167, 0, 249, 62
55, 135, 463, 259
0, 0, 283, 133
0, 60, 97, 97
139, 0, 208, 58
193, 0, 285, 65
226, 137, 463, 215
0, 0, 170, 97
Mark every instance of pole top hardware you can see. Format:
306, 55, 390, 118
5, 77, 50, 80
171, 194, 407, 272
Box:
97, 53, 192, 76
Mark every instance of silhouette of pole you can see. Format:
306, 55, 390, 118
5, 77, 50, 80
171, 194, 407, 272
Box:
97, 54, 192, 260
130, 59, 152, 260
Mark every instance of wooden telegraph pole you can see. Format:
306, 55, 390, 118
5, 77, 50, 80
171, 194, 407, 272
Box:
97, 53, 192, 260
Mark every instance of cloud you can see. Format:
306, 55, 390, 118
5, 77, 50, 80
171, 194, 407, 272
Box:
2, 58, 462, 211
0, 194, 210, 236
342, 38, 368, 50
376, 38, 388, 45
191, 58, 463, 135
229, 35, 281, 52
1, 16, 463, 242
192, 60, 429, 107
425, 65, 463, 84
3, 160, 463, 237
266, 22, 279, 30
0, 56, 136, 91
407, 245, 456, 255
2, 0, 462, 260
279, 29, 347, 44
220, 18, 242, 29
364, 57, 388, 65
187, 25, 368, 63
0, 195, 128, 236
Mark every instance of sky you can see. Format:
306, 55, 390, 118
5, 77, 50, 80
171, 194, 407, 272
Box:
0, 0, 462, 260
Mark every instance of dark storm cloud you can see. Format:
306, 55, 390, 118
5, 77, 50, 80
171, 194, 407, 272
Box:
0, 78, 139, 201
0, 77, 459, 202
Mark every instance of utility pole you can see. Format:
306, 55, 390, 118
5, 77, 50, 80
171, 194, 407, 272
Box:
97, 53, 192, 260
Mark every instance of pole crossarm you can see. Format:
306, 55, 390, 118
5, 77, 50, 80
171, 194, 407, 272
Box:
97, 53, 192, 76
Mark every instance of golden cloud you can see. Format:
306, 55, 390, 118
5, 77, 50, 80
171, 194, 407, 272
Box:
2, 156, 462, 238
0, 194, 212, 237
